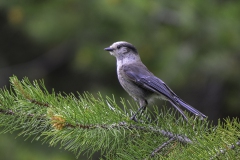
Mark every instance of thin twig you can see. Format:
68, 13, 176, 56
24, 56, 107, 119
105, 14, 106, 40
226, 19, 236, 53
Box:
65, 121, 192, 144
11, 78, 50, 107
151, 137, 176, 157
0, 108, 45, 118
0, 108, 15, 115
118, 122, 192, 144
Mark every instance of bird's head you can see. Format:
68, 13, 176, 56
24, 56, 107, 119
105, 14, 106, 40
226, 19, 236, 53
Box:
104, 41, 139, 61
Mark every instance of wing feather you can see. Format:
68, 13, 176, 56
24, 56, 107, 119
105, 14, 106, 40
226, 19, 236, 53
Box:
123, 64, 176, 102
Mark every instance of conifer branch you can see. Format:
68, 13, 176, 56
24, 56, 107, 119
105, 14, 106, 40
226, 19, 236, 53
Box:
0, 76, 239, 159
210, 139, 240, 160
11, 77, 50, 107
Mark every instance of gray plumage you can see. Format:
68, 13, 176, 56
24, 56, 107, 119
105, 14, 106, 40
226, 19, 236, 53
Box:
104, 41, 206, 121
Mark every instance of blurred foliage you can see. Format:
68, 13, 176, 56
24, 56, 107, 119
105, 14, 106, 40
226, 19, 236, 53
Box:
0, 134, 78, 160
0, 0, 240, 159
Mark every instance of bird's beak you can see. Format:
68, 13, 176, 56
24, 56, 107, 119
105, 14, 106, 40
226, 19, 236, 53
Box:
104, 47, 114, 51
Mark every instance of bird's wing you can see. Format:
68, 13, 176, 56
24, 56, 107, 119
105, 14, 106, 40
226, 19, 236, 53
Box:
122, 64, 176, 102
123, 64, 206, 118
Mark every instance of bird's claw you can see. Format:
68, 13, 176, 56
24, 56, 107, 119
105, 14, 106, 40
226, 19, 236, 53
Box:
130, 116, 139, 122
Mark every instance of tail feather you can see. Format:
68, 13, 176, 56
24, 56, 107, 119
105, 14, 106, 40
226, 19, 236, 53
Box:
169, 101, 188, 121
175, 97, 207, 119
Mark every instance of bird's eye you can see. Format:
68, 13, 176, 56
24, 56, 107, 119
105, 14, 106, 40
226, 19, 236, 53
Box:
117, 45, 121, 49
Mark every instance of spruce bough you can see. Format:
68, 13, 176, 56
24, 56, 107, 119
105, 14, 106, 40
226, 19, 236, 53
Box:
0, 76, 239, 159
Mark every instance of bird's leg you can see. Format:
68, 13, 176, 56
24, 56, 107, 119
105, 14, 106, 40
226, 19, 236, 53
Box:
130, 99, 147, 122
130, 105, 146, 122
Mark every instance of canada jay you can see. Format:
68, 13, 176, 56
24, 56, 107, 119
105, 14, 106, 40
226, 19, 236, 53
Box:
104, 41, 206, 121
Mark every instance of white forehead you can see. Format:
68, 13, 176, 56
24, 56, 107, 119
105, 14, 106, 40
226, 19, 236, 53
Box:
110, 41, 129, 48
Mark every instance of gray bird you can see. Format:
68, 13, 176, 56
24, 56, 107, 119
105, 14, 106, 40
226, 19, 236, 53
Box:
104, 41, 206, 121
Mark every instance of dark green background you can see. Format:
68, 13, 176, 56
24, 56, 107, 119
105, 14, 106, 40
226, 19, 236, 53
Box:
0, 1, 239, 159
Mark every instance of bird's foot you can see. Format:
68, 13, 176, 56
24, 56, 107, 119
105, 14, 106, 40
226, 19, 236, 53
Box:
130, 116, 144, 123
130, 116, 139, 122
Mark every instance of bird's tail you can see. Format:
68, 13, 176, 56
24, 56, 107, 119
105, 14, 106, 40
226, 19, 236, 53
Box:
175, 97, 207, 120
169, 101, 188, 121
